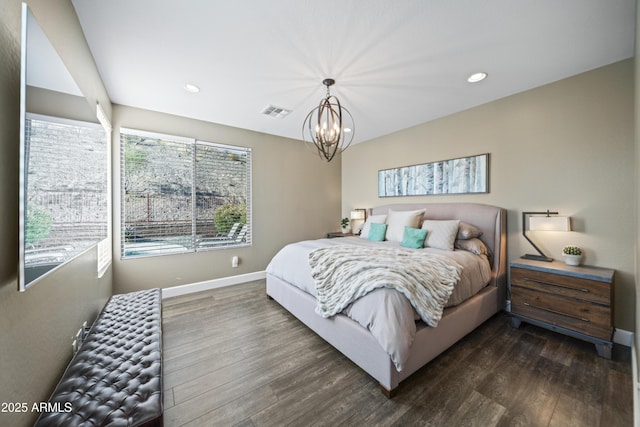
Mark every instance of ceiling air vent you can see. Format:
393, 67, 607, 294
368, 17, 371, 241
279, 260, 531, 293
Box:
261, 104, 291, 119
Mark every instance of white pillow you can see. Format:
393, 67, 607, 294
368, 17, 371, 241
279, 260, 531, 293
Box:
360, 214, 387, 239
422, 219, 460, 250
385, 209, 425, 242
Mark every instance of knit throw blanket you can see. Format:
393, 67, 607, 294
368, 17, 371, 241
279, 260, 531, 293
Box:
308, 245, 463, 327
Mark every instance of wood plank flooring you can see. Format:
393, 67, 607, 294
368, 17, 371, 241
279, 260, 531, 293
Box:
161, 280, 632, 426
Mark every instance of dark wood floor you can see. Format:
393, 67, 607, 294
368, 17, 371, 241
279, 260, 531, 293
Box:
161, 280, 632, 427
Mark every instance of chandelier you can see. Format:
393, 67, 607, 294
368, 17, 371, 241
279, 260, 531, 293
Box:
302, 78, 355, 162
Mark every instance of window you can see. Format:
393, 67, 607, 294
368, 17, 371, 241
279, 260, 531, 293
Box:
120, 128, 252, 258
22, 114, 108, 273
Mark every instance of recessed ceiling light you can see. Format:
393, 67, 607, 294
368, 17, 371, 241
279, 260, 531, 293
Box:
467, 72, 488, 83
184, 83, 200, 93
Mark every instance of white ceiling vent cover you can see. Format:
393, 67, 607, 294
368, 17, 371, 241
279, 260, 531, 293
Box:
261, 105, 291, 119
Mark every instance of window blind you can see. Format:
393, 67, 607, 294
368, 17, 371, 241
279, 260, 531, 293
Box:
23, 114, 108, 268
120, 129, 252, 258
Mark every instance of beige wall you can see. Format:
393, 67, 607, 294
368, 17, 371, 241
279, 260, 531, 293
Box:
343, 59, 635, 331
0, 1, 112, 426
111, 105, 342, 293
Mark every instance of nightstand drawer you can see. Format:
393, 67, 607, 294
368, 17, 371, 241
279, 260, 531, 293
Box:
511, 267, 610, 305
511, 286, 611, 340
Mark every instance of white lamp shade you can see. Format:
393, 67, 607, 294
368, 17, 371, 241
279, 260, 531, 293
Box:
529, 216, 570, 232
350, 210, 365, 220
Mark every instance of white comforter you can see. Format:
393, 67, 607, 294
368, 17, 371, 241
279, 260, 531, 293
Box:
265, 237, 491, 371
310, 245, 462, 326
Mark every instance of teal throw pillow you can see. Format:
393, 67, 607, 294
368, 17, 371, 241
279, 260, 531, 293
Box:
367, 223, 387, 242
401, 226, 428, 249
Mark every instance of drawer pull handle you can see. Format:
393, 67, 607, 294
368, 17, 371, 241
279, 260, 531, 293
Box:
523, 302, 590, 323
523, 278, 590, 293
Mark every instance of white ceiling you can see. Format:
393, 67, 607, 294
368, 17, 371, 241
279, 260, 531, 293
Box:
71, 0, 636, 145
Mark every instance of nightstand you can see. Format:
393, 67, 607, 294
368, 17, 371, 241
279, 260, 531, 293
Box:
326, 232, 355, 238
509, 258, 615, 359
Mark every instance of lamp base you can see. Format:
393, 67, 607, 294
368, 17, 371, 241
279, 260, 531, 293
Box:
521, 254, 553, 262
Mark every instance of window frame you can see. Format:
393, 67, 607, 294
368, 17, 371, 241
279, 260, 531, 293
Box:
119, 128, 252, 259
20, 112, 109, 288
96, 103, 112, 278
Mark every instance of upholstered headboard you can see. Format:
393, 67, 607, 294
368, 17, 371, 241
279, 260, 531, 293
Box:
371, 203, 507, 296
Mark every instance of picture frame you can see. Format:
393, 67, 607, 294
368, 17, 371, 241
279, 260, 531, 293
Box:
378, 153, 489, 197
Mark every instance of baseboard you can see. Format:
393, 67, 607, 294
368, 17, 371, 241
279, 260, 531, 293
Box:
161, 271, 266, 299
614, 328, 634, 347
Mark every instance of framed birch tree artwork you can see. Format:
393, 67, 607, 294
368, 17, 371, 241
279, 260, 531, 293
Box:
378, 153, 489, 197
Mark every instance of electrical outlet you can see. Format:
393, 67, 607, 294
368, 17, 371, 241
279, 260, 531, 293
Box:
82, 321, 91, 341
232, 256, 239, 268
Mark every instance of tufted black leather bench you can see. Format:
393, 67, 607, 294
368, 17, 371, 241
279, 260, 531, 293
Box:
35, 288, 163, 427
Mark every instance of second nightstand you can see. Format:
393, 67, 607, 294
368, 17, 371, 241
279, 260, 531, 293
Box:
509, 258, 615, 359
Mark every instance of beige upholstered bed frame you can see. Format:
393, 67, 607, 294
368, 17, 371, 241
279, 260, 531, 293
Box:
266, 202, 507, 396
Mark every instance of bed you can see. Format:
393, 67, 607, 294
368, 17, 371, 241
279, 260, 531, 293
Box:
266, 202, 507, 396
